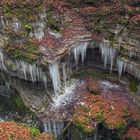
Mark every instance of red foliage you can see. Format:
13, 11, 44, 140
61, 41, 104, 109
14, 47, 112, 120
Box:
43, 0, 70, 13
79, 6, 97, 14
40, 33, 62, 49
0, 121, 53, 140
0, 0, 40, 5
123, 127, 140, 140
74, 79, 140, 132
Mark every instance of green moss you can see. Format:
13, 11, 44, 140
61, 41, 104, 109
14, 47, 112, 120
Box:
118, 18, 129, 26
70, 126, 88, 140
5, 36, 41, 62
135, 120, 140, 128
30, 127, 40, 136
72, 69, 99, 78
2, 2, 43, 20
108, 31, 116, 41
129, 79, 139, 93
0, 91, 33, 123
24, 23, 32, 33
2, 4, 13, 18
123, 108, 130, 118
94, 24, 103, 33
95, 111, 105, 123
72, 68, 118, 80
12, 94, 32, 115
12, 50, 24, 59
74, 119, 93, 133
115, 122, 126, 134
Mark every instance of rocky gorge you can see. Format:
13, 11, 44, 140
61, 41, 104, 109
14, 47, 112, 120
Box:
0, 0, 140, 140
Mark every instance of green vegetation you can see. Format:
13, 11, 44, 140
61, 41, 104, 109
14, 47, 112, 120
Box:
129, 79, 139, 93
11, 93, 33, 116
70, 126, 88, 140
5, 37, 42, 62
0, 91, 33, 122
94, 24, 104, 34
1, 1, 43, 20
24, 23, 32, 34
116, 122, 126, 134
135, 120, 140, 128
108, 31, 116, 41
72, 68, 118, 80
95, 111, 105, 123
30, 127, 40, 136
74, 118, 93, 133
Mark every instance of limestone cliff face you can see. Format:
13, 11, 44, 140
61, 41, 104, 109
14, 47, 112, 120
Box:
0, 0, 139, 80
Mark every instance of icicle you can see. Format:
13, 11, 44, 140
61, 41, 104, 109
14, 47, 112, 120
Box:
20, 61, 27, 80
13, 18, 21, 31
42, 74, 47, 89
62, 63, 67, 87
48, 121, 51, 133
49, 61, 61, 96
0, 49, 6, 70
117, 58, 140, 80
129, 51, 136, 59
43, 122, 48, 132
5, 81, 10, 95
16, 60, 47, 86
117, 58, 124, 78
53, 121, 57, 136
100, 41, 117, 74
0, 17, 5, 26
43, 121, 64, 136
73, 42, 88, 67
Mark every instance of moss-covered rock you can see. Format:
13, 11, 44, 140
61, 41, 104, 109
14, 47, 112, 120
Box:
5, 37, 42, 62
129, 79, 139, 93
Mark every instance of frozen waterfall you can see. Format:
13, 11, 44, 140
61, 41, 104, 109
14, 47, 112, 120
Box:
43, 121, 64, 136
117, 58, 140, 79
73, 42, 88, 67
62, 63, 67, 87
49, 62, 61, 96
100, 41, 117, 74
16, 60, 47, 86
12, 18, 21, 32
0, 49, 6, 70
